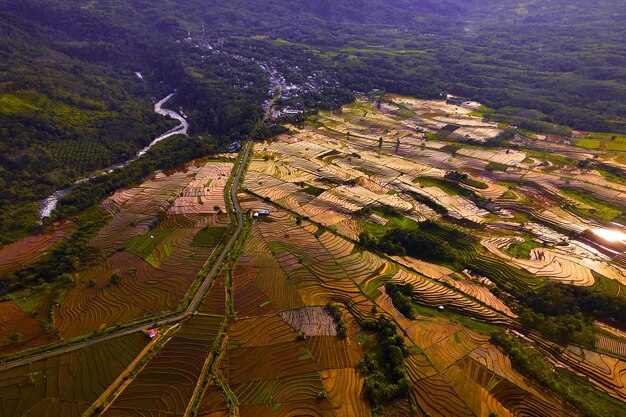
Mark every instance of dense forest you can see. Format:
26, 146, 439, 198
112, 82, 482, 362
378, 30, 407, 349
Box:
2, 0, 626, 243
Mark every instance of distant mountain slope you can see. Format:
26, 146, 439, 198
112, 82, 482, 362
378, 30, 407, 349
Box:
1, 0, 626, 242
0, 5, 175, 240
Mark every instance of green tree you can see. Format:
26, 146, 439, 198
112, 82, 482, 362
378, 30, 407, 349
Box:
110, 273, 121, 285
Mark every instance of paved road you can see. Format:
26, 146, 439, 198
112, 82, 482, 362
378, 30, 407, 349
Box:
0, 141, 253, 371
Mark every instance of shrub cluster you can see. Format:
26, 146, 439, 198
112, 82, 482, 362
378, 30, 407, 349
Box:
384, 282, 416, 319
326, 302, 347, 338
359, 315, 411, 412
359, 224, 455, 262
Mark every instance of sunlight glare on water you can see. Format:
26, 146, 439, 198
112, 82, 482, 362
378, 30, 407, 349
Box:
592, 228, 626, 243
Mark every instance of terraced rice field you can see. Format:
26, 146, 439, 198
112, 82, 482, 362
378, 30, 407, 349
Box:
387, 270, 510, 324
392, 256, 515, 316
196, 383, 228, 416
5, 96, 626, 416
54, 240, 214, 337
51, 161, 232, 338
228, 315, 297, 348
398, 322, 573, 417
559, 347, 626, 401
103, 100, 626, 414
219, 327, 339, 416
482, 237, 596, 286
0, 221, 73, 276
238, 400, 335, 417
320, 368, 369, 416
0, 301, 59, 355
103, 315, 223, 416
168, 162, 232, 215
597, 334, 626, 357
203, 195, 572, 416
0, 333, 148, 417
221, 341, 318, 384
199, 199, 375, 414
305, 336, 362, 369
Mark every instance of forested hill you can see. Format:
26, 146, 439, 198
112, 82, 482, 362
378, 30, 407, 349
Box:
1, 0, 626, 242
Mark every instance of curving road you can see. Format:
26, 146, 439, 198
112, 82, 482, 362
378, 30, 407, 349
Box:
0, 140, 253, 371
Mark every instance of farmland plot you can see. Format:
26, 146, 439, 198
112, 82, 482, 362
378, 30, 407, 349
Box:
597, 334, 626, 357
103, 315, 223, 417
168, 162, 232, 215
560, 346, 626, 401
220, 341, 318, 386
0, 333, 148, 417
388, 270, 510, 323
280, 307, 336, 336
0, 221, 73, 276
196, 383, 228, 417
7, 93, 626, 417
376, 297, 573, 417
320, 368, 370, 417
482, 237, 596, 286
0, 301, 59, 355
53, 161, 231, 338
228, 315, 298, 348
54, 232, 216, 338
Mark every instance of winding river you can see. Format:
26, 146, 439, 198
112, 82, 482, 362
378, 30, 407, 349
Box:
38, 93, 188, 220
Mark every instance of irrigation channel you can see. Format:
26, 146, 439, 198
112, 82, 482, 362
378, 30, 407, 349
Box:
38, 93, 188, 220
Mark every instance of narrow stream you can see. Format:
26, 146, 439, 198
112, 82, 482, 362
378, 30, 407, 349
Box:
38, 93, 188, 220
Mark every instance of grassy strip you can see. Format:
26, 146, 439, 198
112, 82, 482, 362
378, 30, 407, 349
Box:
413, 176, 498, 214
524, 149, 579, 170
191, 226, 228, 248
411, 303, 500, 335
300, 184, 325, 196
504, 235, 544, 260
590, 271, 625, 297
358, 206, 420, 238
124, 228, 173, 258
413, 176, 461, 195
485, 161, 509, 172
561, 188, 623, 223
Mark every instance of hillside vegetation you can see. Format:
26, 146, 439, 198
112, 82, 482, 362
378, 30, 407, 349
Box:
2, 0, 626, 242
